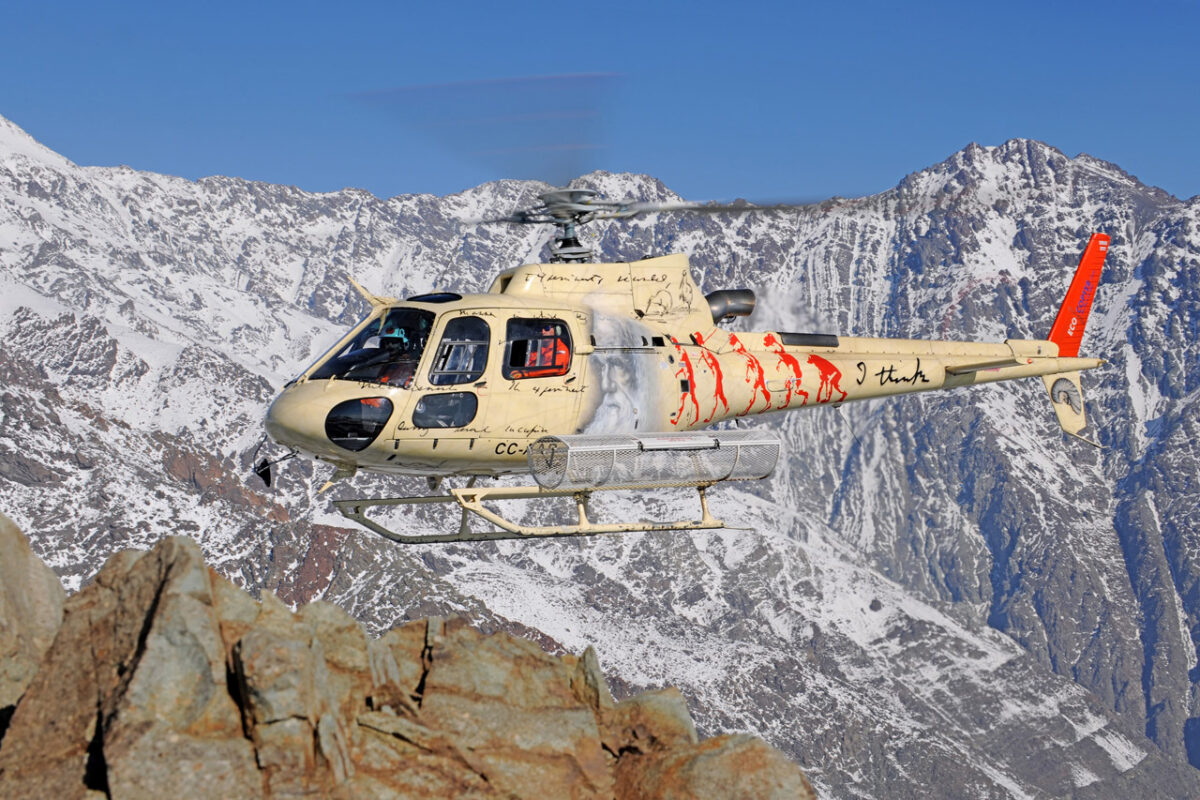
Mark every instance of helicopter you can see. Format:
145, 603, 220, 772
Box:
258, 188, 1111, 544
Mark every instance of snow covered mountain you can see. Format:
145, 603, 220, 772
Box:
2, 112, 1198, 797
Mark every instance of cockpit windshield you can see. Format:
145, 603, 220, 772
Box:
309, 307, 436, 386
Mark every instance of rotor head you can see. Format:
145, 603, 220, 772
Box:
476, 188, 836, 263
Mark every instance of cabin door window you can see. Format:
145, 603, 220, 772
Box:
429, 316, 490, 386
503, 318, 572, 379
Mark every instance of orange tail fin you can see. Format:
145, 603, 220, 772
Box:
1047, 233, 1110, 357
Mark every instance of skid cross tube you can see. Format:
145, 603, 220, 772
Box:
331, 482, 723, 544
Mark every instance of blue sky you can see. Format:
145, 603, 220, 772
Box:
2, 1, 1197, 202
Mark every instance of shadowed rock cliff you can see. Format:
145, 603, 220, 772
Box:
0, 513, 65, 737
0, 519, 812, 799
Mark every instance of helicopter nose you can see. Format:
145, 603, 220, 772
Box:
265, 388, 316, 450
266, 383, 396, 455
265, 383, 336, 454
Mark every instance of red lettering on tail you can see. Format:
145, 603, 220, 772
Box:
763, 333, 809, 408
808, 354, 847, 403
729, 333, 771, 415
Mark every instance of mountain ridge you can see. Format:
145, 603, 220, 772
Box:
1, 112, 1198, 797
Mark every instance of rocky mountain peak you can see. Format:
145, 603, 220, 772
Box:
0, 114, 71, 170
894, 137, 1151, 212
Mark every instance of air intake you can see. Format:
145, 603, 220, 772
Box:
706, 289, 756, 323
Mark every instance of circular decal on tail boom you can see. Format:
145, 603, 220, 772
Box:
1050, 378, 1082, 415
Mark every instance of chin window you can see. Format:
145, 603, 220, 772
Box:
324, 397, 393, 451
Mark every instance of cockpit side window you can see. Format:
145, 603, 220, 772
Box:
309, 307, 435, 386
503, 318, 572, 379
429, 316, 490, 386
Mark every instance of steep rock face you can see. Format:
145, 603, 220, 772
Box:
0, 523, 813, 799
0, 536, 260, 798
0, 513, 64, 711
2, 112, 1200, 795
776, 141, 1200, 765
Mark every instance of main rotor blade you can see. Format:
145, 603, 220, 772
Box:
353, 74, 620, 187
467, 195, 852, 226
600, 198, 842, 217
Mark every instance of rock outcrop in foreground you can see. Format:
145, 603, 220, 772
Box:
0, 518, 812, 799
0, 514, 65, 712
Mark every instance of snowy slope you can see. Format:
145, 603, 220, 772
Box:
2, 114, 1198, 797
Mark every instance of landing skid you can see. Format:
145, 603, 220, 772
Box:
331, 482, 724, 544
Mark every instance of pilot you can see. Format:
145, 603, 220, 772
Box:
529, 324, 569, 371
377, 325, 417, 386
381, 325, 411, 352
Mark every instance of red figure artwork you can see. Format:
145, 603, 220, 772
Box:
670, 336, 700, 426
728, 333, 771, 415
808, 354, 847, 403
692, 332, 729, 423
762, 333, 809, 408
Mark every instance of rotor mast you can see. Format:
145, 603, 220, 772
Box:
538, 189, 607, 263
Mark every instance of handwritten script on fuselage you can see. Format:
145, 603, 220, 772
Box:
856, 359, 932, 386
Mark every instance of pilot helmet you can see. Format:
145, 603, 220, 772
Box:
381, 325, 411, 348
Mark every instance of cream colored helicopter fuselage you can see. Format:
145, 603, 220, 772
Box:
265, 239, 1108, 484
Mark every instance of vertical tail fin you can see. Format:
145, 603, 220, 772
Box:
1047, 233, 1110, 357
1043, 234, 1109, 447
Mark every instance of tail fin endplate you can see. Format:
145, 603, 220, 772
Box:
1048, 233, 1110, 357
1043, 370, 1096, 446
